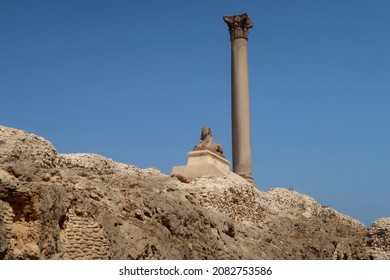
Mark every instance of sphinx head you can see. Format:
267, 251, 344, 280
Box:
200, 127, 212, 140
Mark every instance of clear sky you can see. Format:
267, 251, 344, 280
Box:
1, 0, 389, 226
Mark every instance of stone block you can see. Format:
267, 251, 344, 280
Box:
171, 150, 231, 180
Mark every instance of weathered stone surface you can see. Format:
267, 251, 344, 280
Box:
0, 125, 389, 259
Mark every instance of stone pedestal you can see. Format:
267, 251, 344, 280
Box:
171, 150, 230, 180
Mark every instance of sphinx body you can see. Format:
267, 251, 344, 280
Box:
193, 127, 224, 158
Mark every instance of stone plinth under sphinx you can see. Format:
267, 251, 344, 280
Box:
171, 127, 249, 184
171, 150, 230, 180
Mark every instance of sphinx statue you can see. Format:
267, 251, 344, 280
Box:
193, 127, 224, 158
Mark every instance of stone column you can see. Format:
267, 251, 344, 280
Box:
223, 13, 254, 184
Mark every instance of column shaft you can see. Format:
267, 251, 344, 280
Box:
231, 37, 253, 181
223, 13, 254, 184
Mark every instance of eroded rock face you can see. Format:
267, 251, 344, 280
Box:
362, 218, 390, 260
0, 125, 389, 259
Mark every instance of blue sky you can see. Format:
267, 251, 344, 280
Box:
1, 0, 389, 226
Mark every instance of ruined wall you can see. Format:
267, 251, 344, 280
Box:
62, 208, 109, 259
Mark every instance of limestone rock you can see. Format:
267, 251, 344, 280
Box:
0, 125, 389, 259
363, 218, 390, 260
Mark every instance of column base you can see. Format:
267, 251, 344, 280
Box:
236, 173, 255, 186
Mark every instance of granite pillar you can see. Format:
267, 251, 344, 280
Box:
223, 13, 254, 184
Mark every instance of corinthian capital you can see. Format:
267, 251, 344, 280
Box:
223, 13, 253, 40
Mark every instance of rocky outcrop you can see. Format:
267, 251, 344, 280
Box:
0, 125, 389, 259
